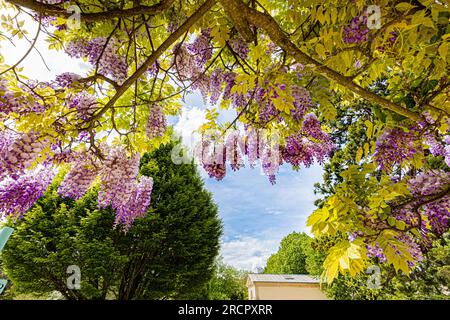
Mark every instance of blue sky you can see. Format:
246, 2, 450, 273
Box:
1, 16, 324, 271
205, 164, 323, 271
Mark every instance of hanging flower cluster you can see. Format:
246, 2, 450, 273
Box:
342, 15, 369, 44
374, 127, 419, 172
146, 104, 167, 138
57, 152, 100, 200
69, 91, 98, 122
97, 147, 153, 229
194, 113, 334, 184
0, 134, 155, 229
66, 37, 128, 83
0, 131, 47, 180
0, 169, 55, 218
55, 72, 81, 88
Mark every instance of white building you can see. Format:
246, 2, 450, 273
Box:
247, 274, 328, 300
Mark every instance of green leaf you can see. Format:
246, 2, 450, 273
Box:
388, 217, 396, 227
396, 220, 407, 230
363, 143, 370, 157
315, 43, 326, 59
318, 99, 337, 120
395, 3, 417, 11
364, 120, 373, 138
355, 147, 363, 162
378, 230, 414, 274
438, 42, 448, 60
323, 240, 367, 283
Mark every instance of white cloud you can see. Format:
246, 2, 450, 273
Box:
173, 106, 206, 147
265, 208, 284, 216
206, 163, 323, 269
221, 236, 279, 271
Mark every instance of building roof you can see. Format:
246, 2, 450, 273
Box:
247, 274, 320, 284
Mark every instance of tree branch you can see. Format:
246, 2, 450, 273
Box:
221, 0, 254, 42
78, 74, 120, 90
6, 0, 176, 22
221, 0, 424, 123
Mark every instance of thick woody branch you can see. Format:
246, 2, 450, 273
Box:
220, 0, 254, 42
6, 0, 176, 22
221, 0, 424, 122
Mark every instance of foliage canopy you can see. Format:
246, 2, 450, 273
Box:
0, 0, 449, 283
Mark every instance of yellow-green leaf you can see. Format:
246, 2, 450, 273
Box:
395, 3, 417, 11
356, 147, 363, 162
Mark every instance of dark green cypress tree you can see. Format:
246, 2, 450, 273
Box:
117, 142, 223, 299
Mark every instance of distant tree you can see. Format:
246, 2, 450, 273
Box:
1, 142, 222, 300
190, 258, 248, 300
303, 235, 334, 277
263, 232, 310, 274
263, 254, 282, 274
